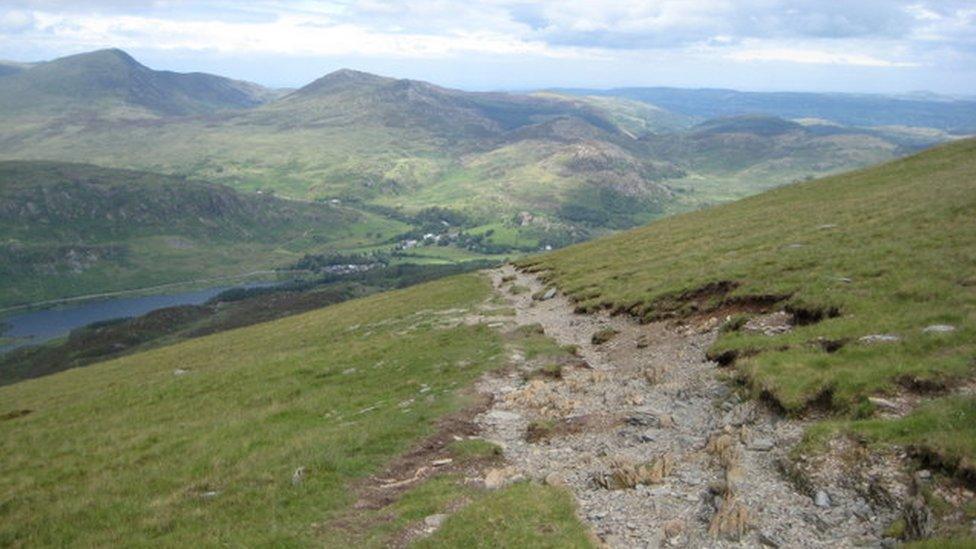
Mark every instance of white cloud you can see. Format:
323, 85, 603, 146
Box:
0, 9, 35, 31
19, 9, 595, 59
725, 46, 919, 67
0, 0, 971, 72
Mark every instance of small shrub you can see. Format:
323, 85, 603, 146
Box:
591, 328, 619, 345
525, 419, 556, 442
524, 363, 563, 381
720, 314, 751, 333
448, 439, 503, 462
509, 284, 530, 295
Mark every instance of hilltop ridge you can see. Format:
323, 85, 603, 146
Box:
0, 48, 276, 117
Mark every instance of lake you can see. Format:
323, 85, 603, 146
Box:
0, 284, 270, 354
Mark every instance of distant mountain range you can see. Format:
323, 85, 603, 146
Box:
0, 48, 971, 306
552, 86, 976, 133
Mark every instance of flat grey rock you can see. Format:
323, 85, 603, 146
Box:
859, 334, 900, 344
814, 490, 831, 508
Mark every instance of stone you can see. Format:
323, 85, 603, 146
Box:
916, 469, 932, 480
903, 495, 932, 540
759, 530, 783, 547
431, 458, 453, 466
626, 411, 659, 427
923, 324, 956, 333
424, 513, 448, 529
815, 490, 831, 508
743, 311, 793, 336
545, 472, 566, 487
542, 288, 557, 300
750, 438, 775, 452
868, 397, 900, 411
859, 334, 901, 344
292, 466, 308, 486
484, 466, 518, 489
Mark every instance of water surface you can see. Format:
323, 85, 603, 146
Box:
0, 284, 268, 353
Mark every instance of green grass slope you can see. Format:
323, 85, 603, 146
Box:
519, 138, 976, 414
0, 161, 407, 307
0, 274, 591, 546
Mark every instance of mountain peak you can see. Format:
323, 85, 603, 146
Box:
55, 48, 144, 70
0, 48, 273, 117
291, 68, 395, 97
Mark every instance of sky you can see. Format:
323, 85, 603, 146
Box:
1, 1, 974, 95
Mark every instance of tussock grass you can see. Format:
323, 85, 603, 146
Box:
416, 482, 595, 548
805, 396, 976, 481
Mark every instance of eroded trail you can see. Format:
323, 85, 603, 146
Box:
474, 265, 885, 547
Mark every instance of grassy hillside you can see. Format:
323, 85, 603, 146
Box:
519, 138, 975, 415
0, 161, 407, 307
0, 274, 591, 546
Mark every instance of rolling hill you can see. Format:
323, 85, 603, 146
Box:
0, 49, 945, 232
0, 49, 276, 119
0, 161, 406, 307
557, 86, 976, 133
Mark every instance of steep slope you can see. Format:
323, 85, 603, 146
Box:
0, 161, 402, 307
0, 49, 274, 118
520, 138, 975, 412
517, 136, 976, 544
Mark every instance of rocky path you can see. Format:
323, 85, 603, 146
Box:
473, 265, 888, 547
